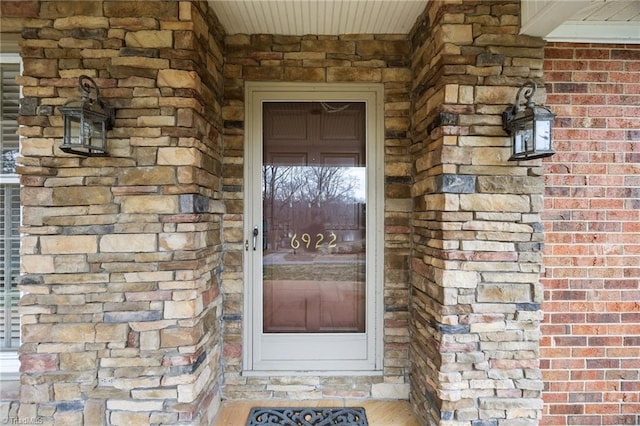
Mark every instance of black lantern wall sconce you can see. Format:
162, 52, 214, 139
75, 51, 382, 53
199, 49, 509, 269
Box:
502, 80, 556, 161
60, 75, 114, 156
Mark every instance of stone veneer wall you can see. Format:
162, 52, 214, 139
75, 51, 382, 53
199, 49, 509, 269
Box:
541, 42, 640, 426
220, 34, 414, 399
409, 1, 546, 424
10, 1, 226, 424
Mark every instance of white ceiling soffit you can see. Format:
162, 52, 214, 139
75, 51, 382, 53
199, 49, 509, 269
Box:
521, 0, 640, 44
208, 0, 640, 44
207, 0, 428, 35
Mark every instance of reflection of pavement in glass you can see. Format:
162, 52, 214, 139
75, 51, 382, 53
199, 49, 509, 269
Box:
263, 251, 364, 265
264, 279, 365, 333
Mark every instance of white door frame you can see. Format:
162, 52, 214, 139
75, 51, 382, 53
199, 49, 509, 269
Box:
242, 82, 385, 374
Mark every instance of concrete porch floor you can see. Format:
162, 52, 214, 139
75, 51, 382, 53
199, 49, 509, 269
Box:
0, 380, 20, 420
214, 399, 420, 425
1, 382, 421, 425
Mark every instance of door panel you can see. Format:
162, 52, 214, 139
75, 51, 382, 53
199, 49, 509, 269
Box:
264, 280, 365, 333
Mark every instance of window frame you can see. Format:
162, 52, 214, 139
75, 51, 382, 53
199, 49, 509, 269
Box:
0, 52, 22, 380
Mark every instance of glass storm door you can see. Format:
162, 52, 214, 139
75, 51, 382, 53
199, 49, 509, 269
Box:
244, 84, 383, 372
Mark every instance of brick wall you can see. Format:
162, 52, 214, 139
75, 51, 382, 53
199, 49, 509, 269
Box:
10, 1, 226, 424
220, 33, 414, 400
409, 1, 545, 424
542, 42, 640, 425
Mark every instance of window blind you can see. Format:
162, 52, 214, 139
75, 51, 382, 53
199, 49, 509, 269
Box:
0, 184, 20, 349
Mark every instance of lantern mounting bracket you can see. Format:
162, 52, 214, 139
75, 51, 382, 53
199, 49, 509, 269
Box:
78, 75, 114, 127
502, 80, 536, 132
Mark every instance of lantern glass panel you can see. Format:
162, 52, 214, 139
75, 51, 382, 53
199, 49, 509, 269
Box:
534, 119, 551, 151
514, 120, 534, 156
63, 114, 81, 147
61, 109, 108, 156
82, 119, 104, 148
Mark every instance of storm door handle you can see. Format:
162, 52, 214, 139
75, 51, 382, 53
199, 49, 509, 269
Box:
252, 226, 259, 251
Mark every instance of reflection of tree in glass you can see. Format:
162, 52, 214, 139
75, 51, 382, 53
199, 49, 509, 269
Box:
263, 165, 362, 251
302, 166, 359, 205
263, 165, 303, 208
264, 165, 358, 205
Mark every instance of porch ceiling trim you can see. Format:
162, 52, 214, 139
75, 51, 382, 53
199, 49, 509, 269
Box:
544, 21, 640, 44
207, 0, 640, 44
521, 0, 640, 44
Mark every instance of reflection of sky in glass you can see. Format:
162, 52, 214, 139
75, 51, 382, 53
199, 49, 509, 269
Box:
347, 167, 366, 202
535, 120, 551, 150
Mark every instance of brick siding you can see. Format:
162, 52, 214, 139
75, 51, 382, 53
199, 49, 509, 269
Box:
542, 42, 640, 426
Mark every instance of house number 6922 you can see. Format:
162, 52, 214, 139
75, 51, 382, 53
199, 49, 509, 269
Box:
290, 232, 337, 249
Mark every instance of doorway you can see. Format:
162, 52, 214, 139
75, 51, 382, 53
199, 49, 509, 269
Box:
243, 83, 384, 373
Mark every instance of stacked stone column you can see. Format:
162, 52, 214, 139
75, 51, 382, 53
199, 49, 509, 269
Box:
409, 1, 545, 424
16, 1, 225, 424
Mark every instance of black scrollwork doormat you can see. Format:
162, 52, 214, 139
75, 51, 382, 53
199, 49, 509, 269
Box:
246, 407, 368, 426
